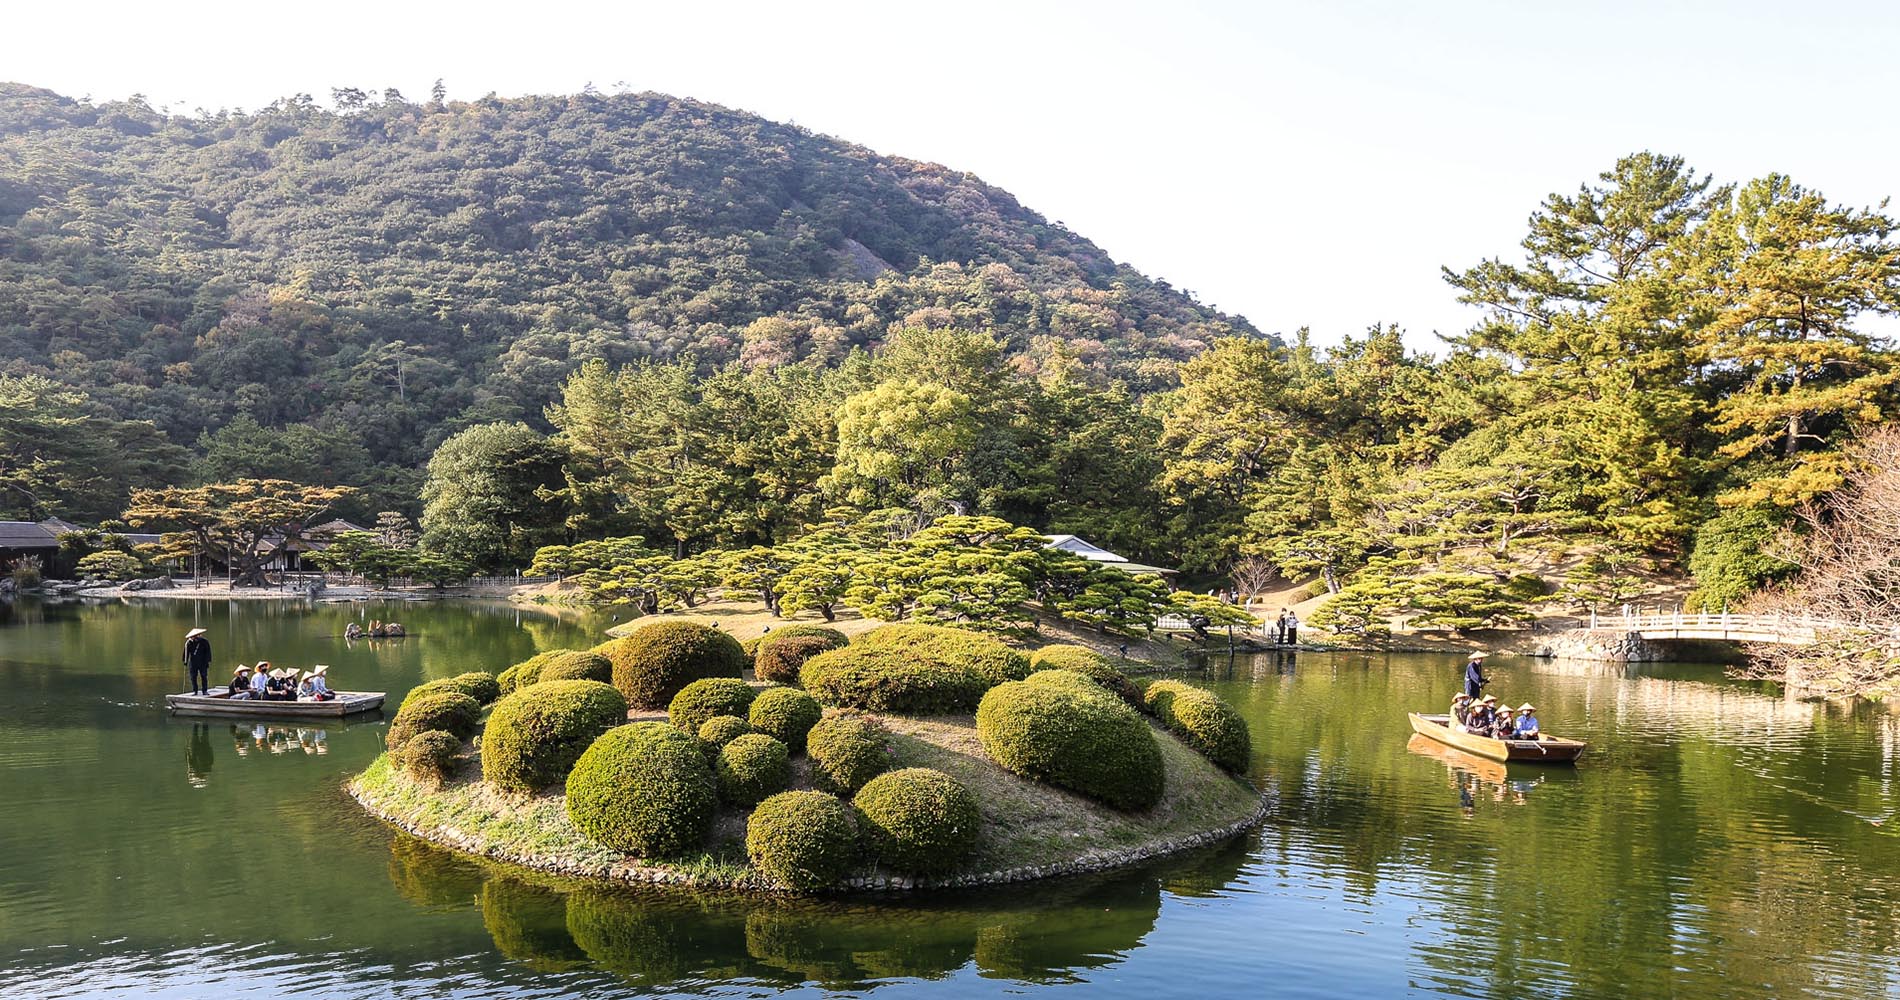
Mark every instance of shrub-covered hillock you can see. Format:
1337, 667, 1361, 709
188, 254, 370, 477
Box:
482, 680, 630, 792
805, 715, 892, 795
800, 646, 989, 714
1028, 645, 1141, 708
1143, 681, 1250, 772
857, 624, 1031, 686
976, 679, 1164, 811
748, 686, 822, 752
387, 691, 481, 752
668, 677, 758, 732
566, 722, 717, 858
754, 628, 849, 684
852, 768, 979, 876
745, 790, 857, 891
597, 622, 748, 709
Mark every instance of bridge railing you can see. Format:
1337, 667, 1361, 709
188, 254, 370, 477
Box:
1586, 609, 1897, 641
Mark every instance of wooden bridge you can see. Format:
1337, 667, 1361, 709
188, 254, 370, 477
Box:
1585, 610, 1886, 647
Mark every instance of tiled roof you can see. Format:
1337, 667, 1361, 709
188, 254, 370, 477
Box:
0, 522, 59, 548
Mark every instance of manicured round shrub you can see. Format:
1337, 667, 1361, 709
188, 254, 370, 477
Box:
753, 627, 849, 684
386, 691, 480, 752
799, 646, 990, 715
1023, 668, 1109, 697
741, 635, 764, 658
716, 732, 791, 806
745, 790, 857, 891
748, 686, 822, 752
1143, 680, 1250, 772
481, 680, 630, 792
668, 677, 758, 732
392, 729, 462, 786
596, 622, 748, 709
857, 623, 1031, 686
565, 722, 716, 858
805, 715, 892, 795
851, 767, 979, 876
402, 671, 501, 709
1029, 645, 1142, 708
697, 714, 752, 753
976, 680, 1164, 811
537, 650, 613, 684
499, 650, 563, 694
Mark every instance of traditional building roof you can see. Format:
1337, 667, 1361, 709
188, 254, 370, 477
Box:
0, 522, 60, 549
1040, 534, 1176, 576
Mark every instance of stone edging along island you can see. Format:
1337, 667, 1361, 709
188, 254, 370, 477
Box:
349, 771, 1274, 893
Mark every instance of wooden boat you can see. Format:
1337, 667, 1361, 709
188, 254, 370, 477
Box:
165, 686, 386, 718
1407, 713, 1586, 764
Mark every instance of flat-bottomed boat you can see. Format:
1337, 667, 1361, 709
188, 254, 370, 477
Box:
166, 687, 386, 718
1407, 712, 1586, 764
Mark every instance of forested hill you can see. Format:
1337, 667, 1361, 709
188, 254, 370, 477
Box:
0, 83, 1253, 512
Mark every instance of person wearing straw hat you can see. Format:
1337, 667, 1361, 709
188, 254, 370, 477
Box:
1463, 651, 1489, 699
228, 664, 255, 699
1467, 695, 1495, 735
298, 665, 335, 702
248, 661, 270, 699
1448, 692, 1473, 730
1512, 702, 1540, 740
183, 628, 212, 696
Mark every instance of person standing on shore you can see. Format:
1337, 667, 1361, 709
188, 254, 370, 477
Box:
183, 628, 211, 695
1284, 611, 1300, 646
1275, 609, 1289, 645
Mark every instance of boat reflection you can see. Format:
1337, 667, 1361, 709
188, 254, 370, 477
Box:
1405, 734, 1577, 812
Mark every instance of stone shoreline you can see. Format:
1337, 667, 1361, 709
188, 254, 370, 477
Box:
349, 770, 1273, 895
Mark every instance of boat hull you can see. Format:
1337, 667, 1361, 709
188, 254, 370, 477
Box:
166, 687, 386, 718
1407, 713, 1585, 764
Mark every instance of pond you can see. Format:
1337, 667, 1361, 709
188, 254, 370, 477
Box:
3, 598, 1899, 998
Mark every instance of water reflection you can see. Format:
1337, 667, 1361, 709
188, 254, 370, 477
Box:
185, 722, 213, 788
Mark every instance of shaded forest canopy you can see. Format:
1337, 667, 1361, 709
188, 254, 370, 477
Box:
0, 82, 1253, 517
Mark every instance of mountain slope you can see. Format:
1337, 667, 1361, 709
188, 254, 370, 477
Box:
0, 84, 1254, 484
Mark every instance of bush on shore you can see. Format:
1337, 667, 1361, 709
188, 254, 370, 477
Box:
716, 732, 792, 806
667, 676, 758, 732
481, 680, 630, 792
596, 622, 749, 709
1143, 680, 1250, 772
402, 671, 502, 709
748, 686, 822, 752
805, 715, 892, 795
754, 628, 850, 684
745, 790, 857, 891
1028, 645, 1141, 708
387, 691, 481, 752
566, 722, 716, 858
392, 729, 463, 787
976, 679, 1164, 811
852, 767, 980, 876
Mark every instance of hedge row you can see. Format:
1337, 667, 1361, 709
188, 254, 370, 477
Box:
1143, 680, 1251, 772
975, 679, 1164, 811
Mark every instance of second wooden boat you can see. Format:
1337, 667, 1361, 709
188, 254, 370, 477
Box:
1407, 713, 1586, 764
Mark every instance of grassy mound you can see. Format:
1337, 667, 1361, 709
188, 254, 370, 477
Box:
597, 622, 749, 709
1143, 681, 1251, 772
976, 679, 1164, 811
565, 721, 717, 858
481, 680, 630, 792
387, 691, 480, 752
746, 790, 857, 891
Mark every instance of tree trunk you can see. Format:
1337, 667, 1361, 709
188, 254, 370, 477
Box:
819, 605, 835, 622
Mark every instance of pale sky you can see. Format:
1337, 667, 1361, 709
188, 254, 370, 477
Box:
10, 0, 1900, 350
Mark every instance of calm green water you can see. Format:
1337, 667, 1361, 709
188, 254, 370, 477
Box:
4, 599, 1900, 998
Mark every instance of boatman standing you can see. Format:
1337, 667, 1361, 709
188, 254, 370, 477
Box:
183, 627, 212, 696
1463, 651, 1488, 700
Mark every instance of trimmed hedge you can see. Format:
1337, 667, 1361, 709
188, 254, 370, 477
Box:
716, 732, 791, 806
1143, 680, 1251, 772
391, 729, 462, 786
799, 646, 990, 715
745, 790, 857, 891
1028, 645, 1141, 708
753, 626, 850, 684
537, 650, 613, 684
668, 677, 758, 732
566, 722, 716, 858
852, 767, 980, 876
697, 715, 752, 752
976, 680, 1164, 811
748, 686, 822, 752
857, 623, 1031, 686
498, 650, 562, 694
1023, 668, 1110, 697
596, 622, 749, 709
481, 680, 630, 792
386, 691, 481, 752
402, 671, 502, 710
805, 715, 892, 795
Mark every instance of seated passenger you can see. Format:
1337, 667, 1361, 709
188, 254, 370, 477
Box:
1491, 707, 1518, 740
1467, 698, 1494, 734
229, 666, 254, 699
249, 662, 271, 699
299, 664, 336, 702
267, 668, 295, 701
1513, 703, 1540, 739
1449, 693, 1472, 730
